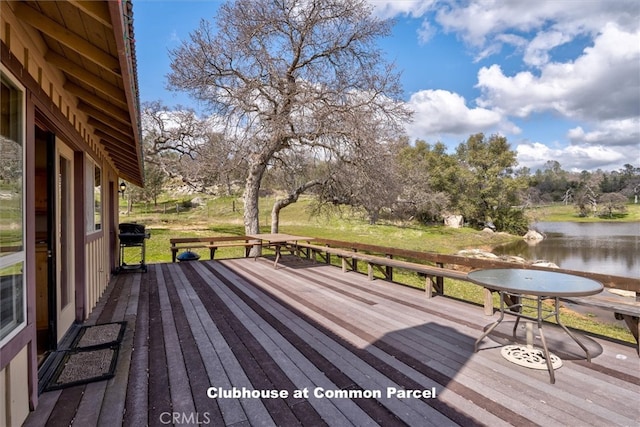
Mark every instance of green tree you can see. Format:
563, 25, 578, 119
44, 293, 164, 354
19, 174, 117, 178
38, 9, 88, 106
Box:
395, 140, 454, 223
453, 133, 527, 233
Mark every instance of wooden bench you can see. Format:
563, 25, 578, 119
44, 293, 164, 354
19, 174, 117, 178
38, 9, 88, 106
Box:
561, 293, 640, 354
296, 242, 468, 296
170, 236, 259, 262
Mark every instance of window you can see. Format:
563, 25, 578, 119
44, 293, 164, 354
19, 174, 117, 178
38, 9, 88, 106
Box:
0, 263, 24, 341
86, 158, 102, 233
0, 68, 26, 345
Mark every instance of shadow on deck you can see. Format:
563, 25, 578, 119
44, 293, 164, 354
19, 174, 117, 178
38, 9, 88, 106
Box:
25, 257, 640, 426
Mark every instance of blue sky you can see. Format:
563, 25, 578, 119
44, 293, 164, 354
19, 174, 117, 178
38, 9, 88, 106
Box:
134, 0, 640, 172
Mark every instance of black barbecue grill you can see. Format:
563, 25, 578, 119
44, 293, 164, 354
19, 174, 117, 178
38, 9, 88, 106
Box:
118, 223, 150, 272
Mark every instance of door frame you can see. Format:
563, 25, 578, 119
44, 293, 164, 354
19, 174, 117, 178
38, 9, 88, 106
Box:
45, 131, 57, 350
54, 139, 76, 342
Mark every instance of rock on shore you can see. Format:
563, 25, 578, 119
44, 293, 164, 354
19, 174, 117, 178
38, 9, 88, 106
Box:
523, 230, 544, 241
456, 248, 558, 268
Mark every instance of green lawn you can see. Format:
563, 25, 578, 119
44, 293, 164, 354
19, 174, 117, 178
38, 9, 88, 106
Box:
526, 202, 640, 222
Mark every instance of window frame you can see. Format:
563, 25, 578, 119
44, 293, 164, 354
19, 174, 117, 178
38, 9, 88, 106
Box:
0, 66, 26, 347
85, 157, 102, 234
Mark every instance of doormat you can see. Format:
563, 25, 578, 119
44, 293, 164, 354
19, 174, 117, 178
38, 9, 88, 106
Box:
43, 345, 120, 391
71, 321, 126, 350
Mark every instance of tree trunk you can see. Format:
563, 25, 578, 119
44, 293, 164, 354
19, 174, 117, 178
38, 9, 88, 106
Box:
270, 179, 327, 233
367, 208, 379, 225
271, 202, 283, 233
244, 161, 267, 256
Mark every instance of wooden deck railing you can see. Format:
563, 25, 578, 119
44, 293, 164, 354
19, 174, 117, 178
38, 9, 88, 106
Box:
307, 238, 640, 296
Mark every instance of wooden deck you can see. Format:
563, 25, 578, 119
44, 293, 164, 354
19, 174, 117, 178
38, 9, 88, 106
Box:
25, 257, 640, 426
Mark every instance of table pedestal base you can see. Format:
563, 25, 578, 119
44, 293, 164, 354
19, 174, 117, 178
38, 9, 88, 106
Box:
501, 345, 563, 370
475, 293, 591, 384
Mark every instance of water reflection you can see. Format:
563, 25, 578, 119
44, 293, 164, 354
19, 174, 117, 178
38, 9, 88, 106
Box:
494, 222, 639, 278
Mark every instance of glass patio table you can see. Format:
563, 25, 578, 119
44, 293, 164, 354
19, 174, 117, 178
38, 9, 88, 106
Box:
468, 268, 603, 383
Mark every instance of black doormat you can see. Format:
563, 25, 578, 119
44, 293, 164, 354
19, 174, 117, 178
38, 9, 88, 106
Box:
71, 321, 126, 350
43, 345, 120, 391
42, 322, 127, 392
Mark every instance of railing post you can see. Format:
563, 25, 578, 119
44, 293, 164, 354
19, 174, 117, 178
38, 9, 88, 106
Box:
436, 262, 444, 295
425, 276, 434, 298
483, 288, 494, 315
352, 248, 358, 272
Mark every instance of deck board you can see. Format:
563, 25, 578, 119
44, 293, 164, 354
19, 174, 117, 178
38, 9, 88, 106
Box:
183, 263, 297, 426
24, 256, 640, 426
194, 262, 372, 426
206, 263, 421, 425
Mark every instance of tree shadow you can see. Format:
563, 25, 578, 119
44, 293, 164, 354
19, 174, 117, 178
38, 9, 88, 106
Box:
361, 322, 480, 425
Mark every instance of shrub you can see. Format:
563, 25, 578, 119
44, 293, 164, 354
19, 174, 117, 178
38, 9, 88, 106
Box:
492, 207, 529, 235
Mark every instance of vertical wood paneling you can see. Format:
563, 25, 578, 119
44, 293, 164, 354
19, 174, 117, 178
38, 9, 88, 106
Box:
85, 235, 108, 319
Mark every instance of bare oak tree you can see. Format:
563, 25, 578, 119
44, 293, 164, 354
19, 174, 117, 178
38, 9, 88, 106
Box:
142, 101, 246, 195
167, 0, 409, 246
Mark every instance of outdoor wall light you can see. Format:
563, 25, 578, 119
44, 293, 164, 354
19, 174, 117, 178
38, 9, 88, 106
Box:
119, 181, 127, 194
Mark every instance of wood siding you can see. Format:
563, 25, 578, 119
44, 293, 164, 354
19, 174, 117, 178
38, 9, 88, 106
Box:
1, 2, 142, 425
85, 234, 109, 317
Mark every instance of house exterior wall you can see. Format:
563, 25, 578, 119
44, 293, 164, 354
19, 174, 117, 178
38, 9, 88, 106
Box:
1, 3, 126, 425
0, 347, 30, 427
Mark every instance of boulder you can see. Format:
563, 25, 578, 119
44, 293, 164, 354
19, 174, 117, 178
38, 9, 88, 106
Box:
523, 230, 544, 241
444, 215, 464, 228
501, 255, 527, 264
531, 260, 559, 268
191, 196, 204, 207
457, 249, 499, 259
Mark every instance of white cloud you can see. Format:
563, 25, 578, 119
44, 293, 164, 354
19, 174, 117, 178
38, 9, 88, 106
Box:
371, 0, 640, 171
476, 24, 640, 123
472, 33, 527, 63
434, 1, 568, 47
433, 0, 639, 50
516, 142, 630, 171
370, 0, 436, 18
523, 30, 574, 67
567, 119, 640, 148
417, 20, 436, 45
168, 30, 181, 45
405, 89, 519, 140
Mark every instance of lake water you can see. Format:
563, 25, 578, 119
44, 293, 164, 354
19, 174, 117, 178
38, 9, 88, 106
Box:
494, 222, 639, 278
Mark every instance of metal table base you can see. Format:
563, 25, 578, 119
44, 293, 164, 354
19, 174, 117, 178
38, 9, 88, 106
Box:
474, 291, 591, 384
